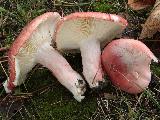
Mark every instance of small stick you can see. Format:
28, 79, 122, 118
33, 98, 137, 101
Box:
0, 56, 8, 61
141, 39, 160, 42
12, 84, 54, 98
53, 2, 90, 7
0, 60, 8, 63
0, 62, 9, 78
0, 47, 9, 52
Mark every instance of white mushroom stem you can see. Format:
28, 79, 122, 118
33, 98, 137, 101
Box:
3, 42, 86, 102
80, 39, 104, 88
3, 12, 86, 102
36, 42, 86, 102
55, 13, 128, 88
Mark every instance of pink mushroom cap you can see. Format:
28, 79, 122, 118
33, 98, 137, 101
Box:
3, 12, 86, 102
7, 12, 60, 91
102, 39, 158, 94
54, 12, 128, 88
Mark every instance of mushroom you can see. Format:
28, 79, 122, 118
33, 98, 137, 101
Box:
3, 12, 86, 102
102, 39, 158, 94
54, 12, 128, 88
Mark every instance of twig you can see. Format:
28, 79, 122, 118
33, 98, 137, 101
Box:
10, 93, 33, 99
22, 104, 32, 118
0, 94, 10, 105
0, 62, 9, 78
53, 2, 90, 7
7, 107, 23, 120
0, 59, 8, 63
19, 108, 25, 120
13, 84, 54, 98
0, 47, 9, 52
0, 56, 8, 62
133, 93, 143, 110
154, 88, 160, 93
152, 73, 160, 81
6, 101, 14, 119
141, 39, 160, 42
87, 0, 96, 11
29, 84, 54, 96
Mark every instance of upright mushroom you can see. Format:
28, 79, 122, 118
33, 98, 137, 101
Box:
54, 12, 128, 88
3, 12, 86, 102
102, 39, 158, 94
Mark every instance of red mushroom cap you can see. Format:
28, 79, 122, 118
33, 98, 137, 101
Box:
54, 12, 128, 88
7, 12, 60, 90
102, 39, 158, 94
54, 12, 128, 50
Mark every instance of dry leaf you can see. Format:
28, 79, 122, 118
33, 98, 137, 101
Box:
103, 93, 117, 100
140, 0, 160, 39
128, 0, 155, 10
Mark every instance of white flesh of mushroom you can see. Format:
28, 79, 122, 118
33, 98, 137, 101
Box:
56, 18, 125, 88
3, 13, 86, 102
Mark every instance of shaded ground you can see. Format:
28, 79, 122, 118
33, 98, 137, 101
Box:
0, 0, 160, 119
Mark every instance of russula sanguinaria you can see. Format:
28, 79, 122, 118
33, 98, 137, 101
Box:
3, 12, 86, 102
102, 39, 158, 94
54, 12, 128, 88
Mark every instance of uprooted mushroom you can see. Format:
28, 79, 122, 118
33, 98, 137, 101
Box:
3, 12, 86, 102
102, 39, 158, 94
54, 12, 128, 88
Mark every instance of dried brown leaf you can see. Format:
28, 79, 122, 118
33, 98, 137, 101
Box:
128, 0, 155, 10
103, 93, 117, 100
140, 0, 160, 39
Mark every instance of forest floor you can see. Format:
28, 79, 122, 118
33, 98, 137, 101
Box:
0, 0, 160, 119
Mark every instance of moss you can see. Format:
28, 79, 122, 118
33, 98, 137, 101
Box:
92, 0, 125, 13
11, 69, 96, 120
